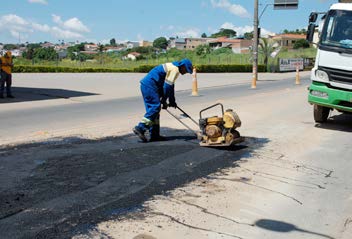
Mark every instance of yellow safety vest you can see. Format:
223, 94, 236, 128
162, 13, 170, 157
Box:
1, 56, 13, 74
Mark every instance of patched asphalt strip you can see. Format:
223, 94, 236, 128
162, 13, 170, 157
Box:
0, 137, 265, 238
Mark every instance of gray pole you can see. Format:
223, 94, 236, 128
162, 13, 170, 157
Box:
252, 0, 259, 88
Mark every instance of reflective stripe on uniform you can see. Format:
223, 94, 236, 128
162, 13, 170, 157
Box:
165, 79, 173, 85
162, 63, 167, 72
142, 117, 153, 126
142, 117, 159, 126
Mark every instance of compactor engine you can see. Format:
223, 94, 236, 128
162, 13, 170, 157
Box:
198, 103, 243, 147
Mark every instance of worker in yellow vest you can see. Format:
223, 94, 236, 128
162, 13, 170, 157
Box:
0, 51, 14, 98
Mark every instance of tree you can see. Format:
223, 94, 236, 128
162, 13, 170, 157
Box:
98, 44, 104, 52
293, 39, 310, 49
153, 37, 168, 49
110, 38, 117, 46
281, 29, 307, 35
33, 47, 58, 61
67, 43, 85, 60
129, 46, 154, 54
4, 44, 17, 50
195, 44, 211, 56
22, 43, 41, 59
201, 33, 207, 38
210, 28, 237, 38
258, 38, 277, 72
22, 47, 34, 59
244, 31, 254, 40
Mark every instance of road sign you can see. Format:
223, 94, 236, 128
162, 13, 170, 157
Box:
274, 0, 298, 10
279, 58, 303, 72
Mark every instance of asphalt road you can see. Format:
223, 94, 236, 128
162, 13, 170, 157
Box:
0, 75, 305, 142
0, 73, 351, 239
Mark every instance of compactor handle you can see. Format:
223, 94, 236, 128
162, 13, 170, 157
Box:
199, 103, 224, 119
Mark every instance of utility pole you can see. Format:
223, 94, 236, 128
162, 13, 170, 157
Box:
252, 0, 259, 89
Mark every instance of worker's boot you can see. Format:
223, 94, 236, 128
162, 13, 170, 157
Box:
149, 120, 167, 142
149, 135, 167, 142
133, 124, 147, 142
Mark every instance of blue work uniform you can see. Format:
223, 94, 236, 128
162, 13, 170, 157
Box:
134, 58, 193, 141
137, 62, 180, 138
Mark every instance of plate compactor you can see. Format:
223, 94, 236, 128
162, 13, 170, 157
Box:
166, 103, 244, 147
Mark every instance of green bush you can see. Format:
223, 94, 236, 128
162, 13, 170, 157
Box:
13, 65, 130, 73
195, 64, 265, 73
133, 65, 155, 73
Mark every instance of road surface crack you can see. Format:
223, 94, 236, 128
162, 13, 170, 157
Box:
149, 211, 244, 239
170, 198, 254, 227
210, 176, 303, 205
241, 167, 326, 189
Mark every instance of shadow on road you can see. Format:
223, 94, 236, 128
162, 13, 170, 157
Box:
255, 219, 335, 239
315, 113, 352, 133
0, 87, 98, 104
0, 129, 268, 238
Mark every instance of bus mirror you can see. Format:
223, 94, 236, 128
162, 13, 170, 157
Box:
306, 23, 316, 42
309, 12, 318, 23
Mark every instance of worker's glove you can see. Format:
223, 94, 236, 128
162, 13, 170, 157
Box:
169, 101, 177, 109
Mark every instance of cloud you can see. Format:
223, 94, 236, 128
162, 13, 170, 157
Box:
211, 0, 250, 18
51, 26, 84, 39
220, 22, 275, 37
0, 14, 88, 41
52, 14, 90, 32
32, 23, 51, 32
52, 14, 62, 24
174, 28, 200, 38
0, 14, 31, 34
160, 25, 175, 31
137, 34, 143, 41
28, 0, 48, 5
161, 25, 201, 38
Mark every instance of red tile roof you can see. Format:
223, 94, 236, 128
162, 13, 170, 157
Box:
272, 34, 306, 39
209, 37, 249, 43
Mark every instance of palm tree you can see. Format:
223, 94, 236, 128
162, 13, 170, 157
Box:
258, 38, 278, 72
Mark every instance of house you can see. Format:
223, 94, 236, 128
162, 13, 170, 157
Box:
169, 37, 212, 50
208, 37, 252, 53
139, 40, 152, 47
80, 51, 98, 55
126, 41, 140, 49
10, 49, 22, 57
185, 38, 212, 50
124, 52, 141, 61
54, 44, 69, 51
169, 38, 187, 50
57, 50, 68, 59
84, 44, 98, 51
41, 42, 55, 48
105, 46, 125, 53
270, 34, 306, 48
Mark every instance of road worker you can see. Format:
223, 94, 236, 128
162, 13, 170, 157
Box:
0, 51, 14, 98
133, 58, 193, 142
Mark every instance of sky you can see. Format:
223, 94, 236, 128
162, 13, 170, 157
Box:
0, 0, 339, 44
